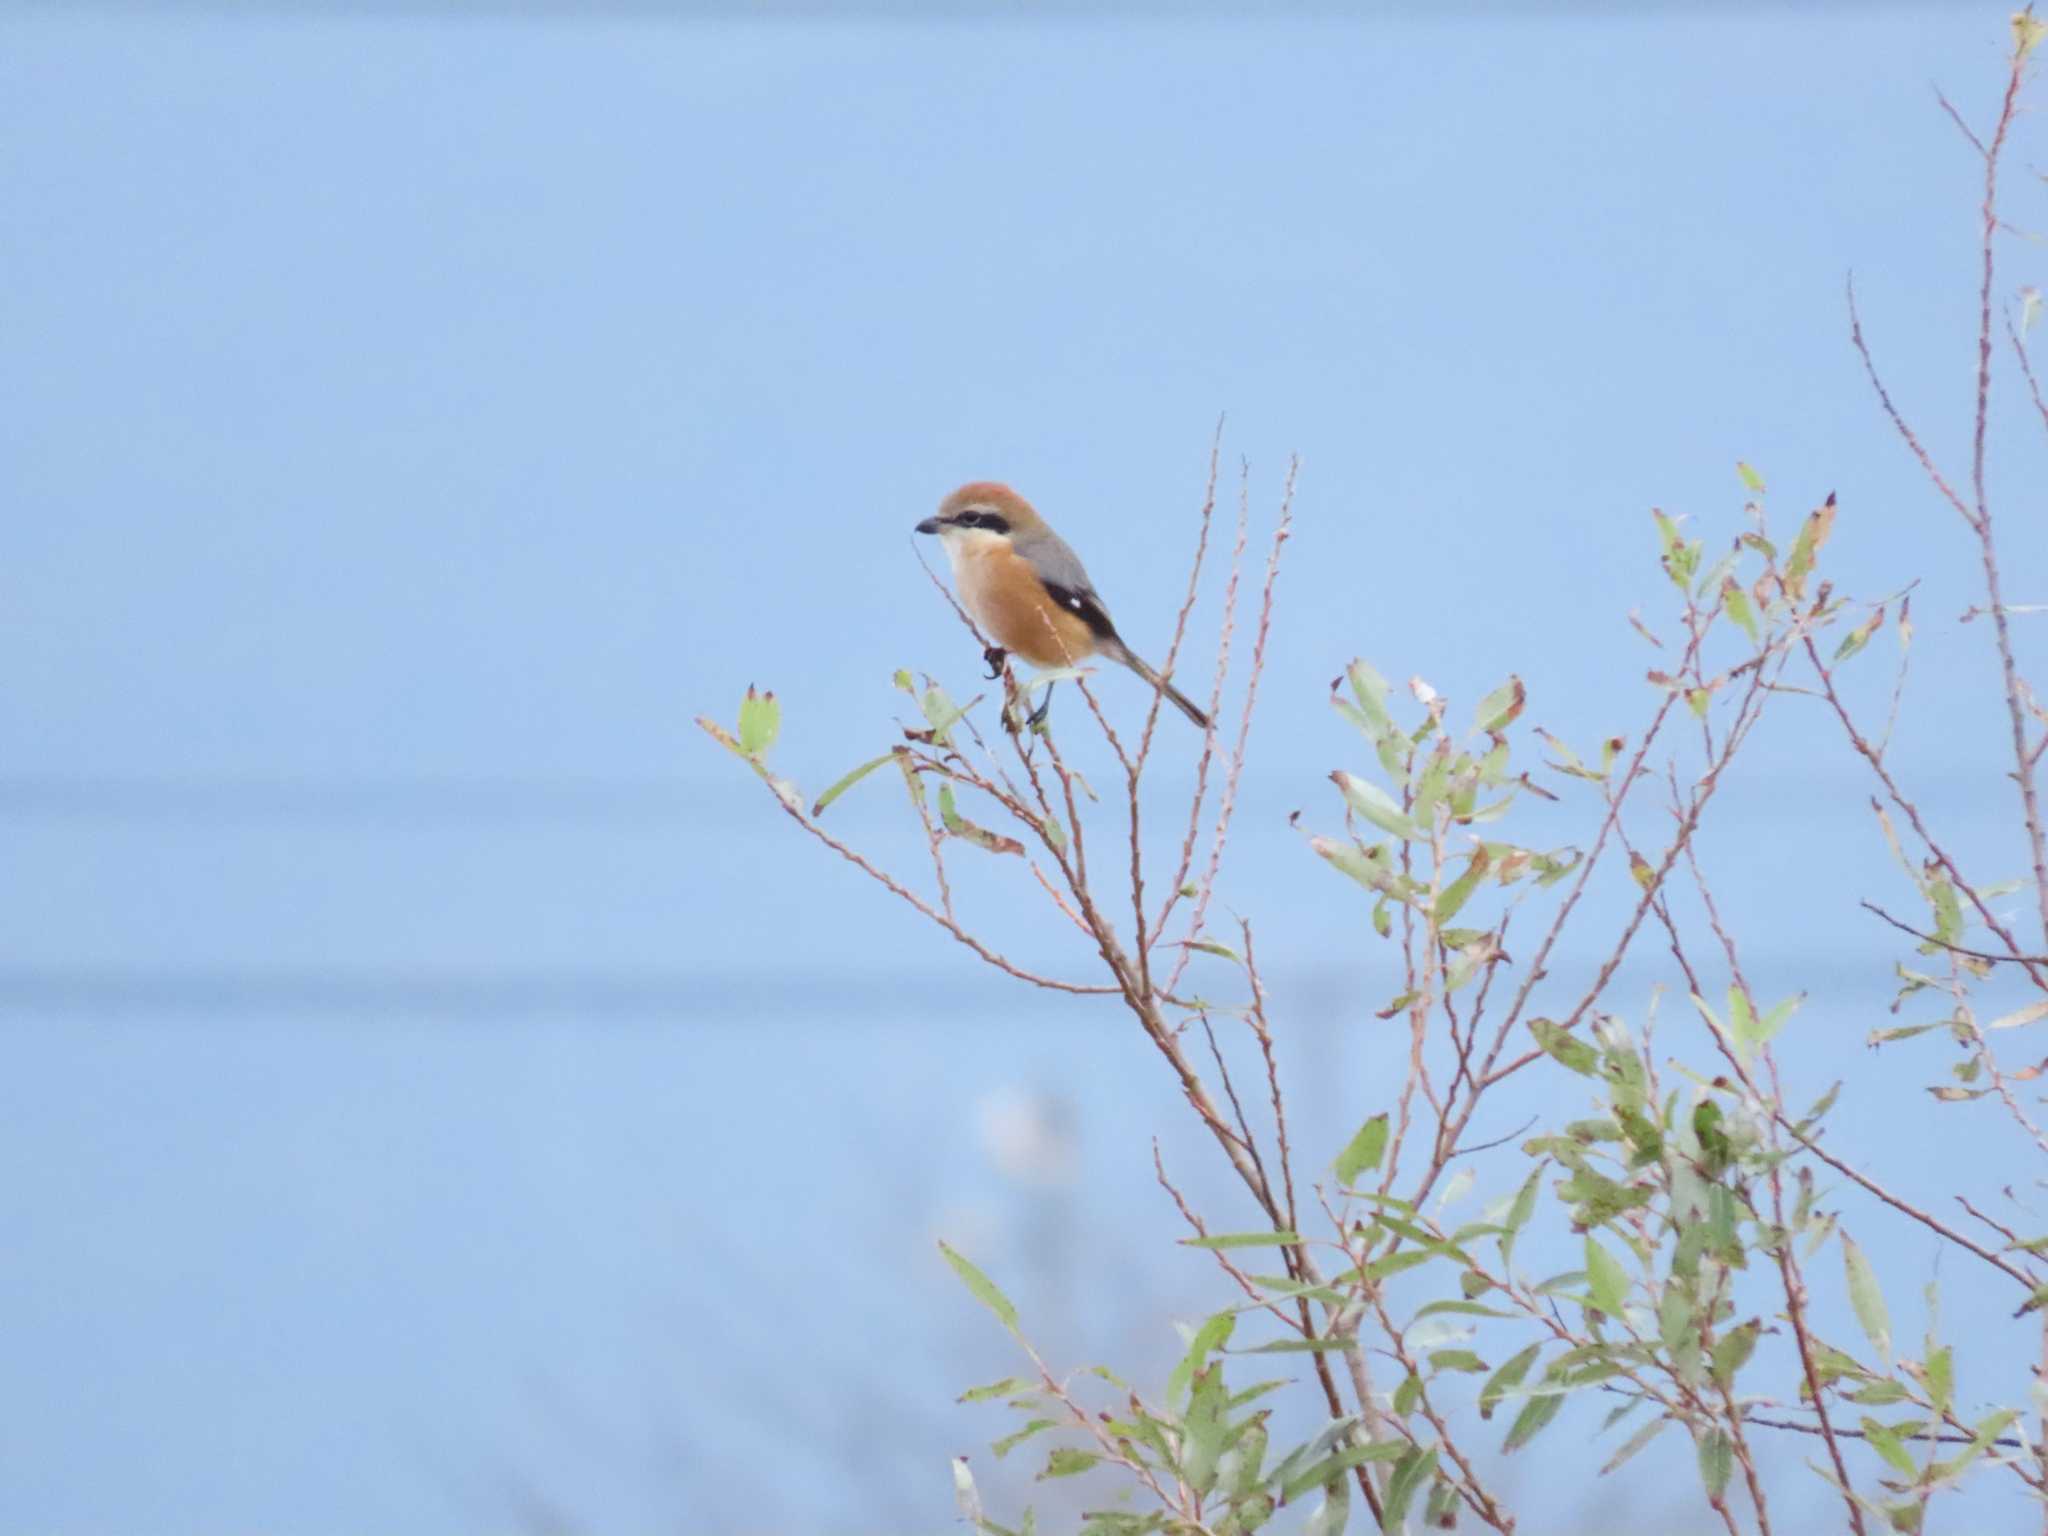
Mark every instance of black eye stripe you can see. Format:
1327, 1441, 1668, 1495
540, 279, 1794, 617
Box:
947, 510, 1010, 534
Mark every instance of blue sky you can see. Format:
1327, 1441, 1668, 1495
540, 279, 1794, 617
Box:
3, 4, 2046, 1532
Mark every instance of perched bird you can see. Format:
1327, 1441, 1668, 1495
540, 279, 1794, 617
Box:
916, 482, 1210, 729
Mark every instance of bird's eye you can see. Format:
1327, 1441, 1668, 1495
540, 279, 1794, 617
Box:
955, 511, 981, 527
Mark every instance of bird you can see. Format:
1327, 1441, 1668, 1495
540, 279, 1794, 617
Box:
916, 482, 1211, 730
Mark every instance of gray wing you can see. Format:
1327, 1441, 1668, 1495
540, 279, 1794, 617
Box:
1016, 526, 1120, 643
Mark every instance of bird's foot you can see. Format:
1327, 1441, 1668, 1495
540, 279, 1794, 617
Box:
982, 645, 1008, 680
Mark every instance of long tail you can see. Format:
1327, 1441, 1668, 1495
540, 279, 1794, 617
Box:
1108, 641, 1212, 730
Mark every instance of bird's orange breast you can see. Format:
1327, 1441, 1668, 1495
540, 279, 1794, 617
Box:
957, 543, 1099, 667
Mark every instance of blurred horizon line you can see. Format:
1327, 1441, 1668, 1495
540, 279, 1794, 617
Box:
0, 952, 1894, 1018
6, 0, 1950, 17
0, 768, 2004, 822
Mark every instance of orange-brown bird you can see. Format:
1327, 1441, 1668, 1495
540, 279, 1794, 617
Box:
916, 482, 1210, 730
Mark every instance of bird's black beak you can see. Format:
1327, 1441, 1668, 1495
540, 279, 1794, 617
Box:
915, 516, 941, 534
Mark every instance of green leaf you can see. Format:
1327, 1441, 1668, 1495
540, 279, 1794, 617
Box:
1833, 605, 1885, 663
993, 1418, 1059, 1458
959, 1376, 1037, 1403
1474, 676, 1526, 735
1364, 1243, 1456, 1282
1925, 1344, 1954, 1416
919, 683, 971, 745
1843, 1235, 1891, 1365
894, 748, 929, 812
737, 685, 780, 756
1280, 1441, 1407, 1503
1428, 1349, 1488, 1374
1930, 1408, 2020, 1482
1181, 1367, 1229, 1494
1599, 1414, 1670, 1477
1712, 1321, 1760, 1387
1860, 1417, 1915, 1477
1412, 1299, 1516, 1322
1346, 658, 1395, 739
1756, 994, 1801, 1047
1585, 1236, 1629, 1317
1500, 1163, 1543, 1269
1727, 988, 1756, 1055
811, 752, 896, 816
1722, 579, 1760, 644
939, 1241, 1019, 1334
1737, 460, 1766, 494
1224, 1415, 1271, 1497
1242, 1336, 1354, 1354
1183, 1231, 1302, 1250
1040, 1447, 1099, 1480
1310, 836, 1415, 902
937, 784, 1026, 857
1696, 1427, 1733, 1501
1659, 1287, 1696, 1363
1237, 1275, 1342, 1307
1380, 1445, 1439, 1532
1423, 1478, 1461, 1530
1391, 1372, 1421, 1415
1529, 1018, 1598, 1075
1479, 1343, 1542, 1420
1502, 1389, 1565, 1452
1226, 1379, 1291, 1412
1433, 848, 1492, 923
1335, 1114, 1391, 1186
1333, 772, 1420, 839
1301, 1465, 1351, 1536
1167, 1312, 1236, 1411
1651, 509, 1684, 578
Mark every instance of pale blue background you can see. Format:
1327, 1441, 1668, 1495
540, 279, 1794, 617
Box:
3, 3, 2046, 1532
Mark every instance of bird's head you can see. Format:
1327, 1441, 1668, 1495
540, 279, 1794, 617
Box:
916, 482, 1044, 545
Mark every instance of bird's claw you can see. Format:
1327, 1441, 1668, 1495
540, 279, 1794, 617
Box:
982, 645, 1008, 680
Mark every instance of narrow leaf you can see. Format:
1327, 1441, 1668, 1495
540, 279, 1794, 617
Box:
1988, 999, 2048, 1031
1843, 1234, 1892, 1364
1600, 1414, 1671, 1476
1040, 1448, 1099, 1479
1585, 1236, 1629, 1316
1333, 771, 1420, 839
1502, 1390, 1565, 1452
811, 752, 895, 816
1480, 1343, 1542, 1421
1380, 1445, 1439, 1532
940, 1241, 1019, 1334
1183, 1231, 1301, 1250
